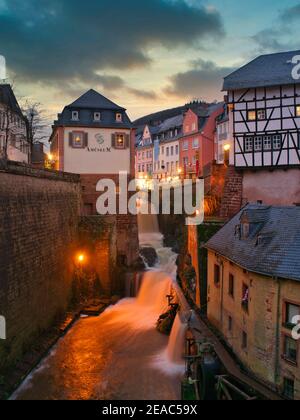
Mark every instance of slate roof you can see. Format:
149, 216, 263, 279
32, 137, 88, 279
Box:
68, 89, 125, 110
223, 50, 300, 91
205, 204, 300, 282
54, 89, 132, 129
158, 114, 183, 133
0, 84, 25, 118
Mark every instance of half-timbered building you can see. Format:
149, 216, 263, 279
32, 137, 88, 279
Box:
223, 51, 300, 205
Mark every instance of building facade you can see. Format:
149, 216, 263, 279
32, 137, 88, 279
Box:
223, 51, 300, 205
206, 204, 300, 400
50, 89, 136, 214
215, 104, 234, 165
180, 104, 224, 178
136, 125, 155, 179
0, 84, 29, 163
50, 89, 138, 266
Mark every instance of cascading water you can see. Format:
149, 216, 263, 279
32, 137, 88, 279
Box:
137, 206, 187, 375
12, 201, 186, 400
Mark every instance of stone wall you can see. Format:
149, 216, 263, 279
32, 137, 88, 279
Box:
0, 161, 81, 370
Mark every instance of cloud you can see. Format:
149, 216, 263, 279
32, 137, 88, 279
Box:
0, 0, 224, 88
164, 59, 236, 101
126, 88, 158, 100
280, 4, 300, 22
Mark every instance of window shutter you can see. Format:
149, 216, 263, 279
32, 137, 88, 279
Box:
69, 132, 73, 147
125, 134, 130, 149
112, 133, 116, 148
84, 132, 88, 147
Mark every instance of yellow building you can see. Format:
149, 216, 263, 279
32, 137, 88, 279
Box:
205, 204, 300, 400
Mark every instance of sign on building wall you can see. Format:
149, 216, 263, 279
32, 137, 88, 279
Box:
0, 315, 6, 340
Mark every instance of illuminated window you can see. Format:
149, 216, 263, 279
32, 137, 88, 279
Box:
71, 132, 86, 148
296, 106, 300, 117
115, 134, 125, 149
285, 303, 300, 328
248, 110, 256, 121
192, 123, 196, 131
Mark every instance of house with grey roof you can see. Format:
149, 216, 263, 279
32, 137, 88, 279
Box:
49, 89, 135, 215
0, 84, 29, 163
205, 203, 300, 399
223, 50, 300, 207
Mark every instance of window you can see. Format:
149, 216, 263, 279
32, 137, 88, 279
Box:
192, 155, 197, 165
283, 378, 295, 400
296, 106, 300, 117
229, 274, 235, 298
214, 264, 221, 287
242, 331, 248, 350
171, 146, 174, 156
115, 134, 125, 149
167, 162, 170, 172
116, 113, 123, 122
273, 135, 282, 150
183, 157, 188, 167
176, 145, 179, 155
263, 136, 272, 150
257, 109, 266, 120
254, 136, 262, 151
94, 112, 101, 121
285, 303, 300, 328
245, 137, 253, 152
242, 284, 249, 311
161, 160, 165, 170
70, 132, 86, 148
161, 146, 165, 155
248, 110, 256, 121
283, 336, 298, 364
193, 138, 199, 149
72, 111, 79, 121
166, 147, 169, 157
192, 123, 196, 131
228, 316, 233, 332
183, 141, 189, 151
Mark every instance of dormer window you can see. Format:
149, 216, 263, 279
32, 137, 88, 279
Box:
241, 222, 250, 238
72, 111, 79, 121
116, 113, 123, 122
94, 112, 101, 121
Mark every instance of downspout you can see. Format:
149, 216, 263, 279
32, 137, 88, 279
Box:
274, 277, 281, 386
220, 261, 225, 330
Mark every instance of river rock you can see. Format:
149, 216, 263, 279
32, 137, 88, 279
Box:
139, 247, 158, 267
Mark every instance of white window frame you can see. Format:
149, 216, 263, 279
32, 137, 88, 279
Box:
254, 136, 262, 151
263, 136, 272, 151
94, 112, 101, 121
245, 137, 253, 152
116, 113, 123, 122
72, 111, 79, 121
182, 141, 189, 151
192, 138, 199, 149
257, 109, 266, 120
273, 135, 282, 150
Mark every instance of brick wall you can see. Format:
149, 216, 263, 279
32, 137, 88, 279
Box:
0, 161, 81, 370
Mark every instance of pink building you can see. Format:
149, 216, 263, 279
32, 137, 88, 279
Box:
135, 125, 155, 178
180, 104, 224, 178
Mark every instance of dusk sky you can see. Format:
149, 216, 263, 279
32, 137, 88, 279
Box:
1, 0, 300, 122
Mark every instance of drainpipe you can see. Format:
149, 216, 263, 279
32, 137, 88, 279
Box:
274, 277, 281, 386
220, 261, 225, 330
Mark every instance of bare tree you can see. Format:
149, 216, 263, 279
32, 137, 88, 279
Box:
22, 101, 49, 162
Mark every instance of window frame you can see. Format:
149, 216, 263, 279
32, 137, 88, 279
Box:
71, 110, 79, 121
115, 133, 126, 149
214, 264, 221, 288
228, 273, 235, 298
71, 131, 85, 149
282, 334, 298, 366
244, 136, 254, 152
93, 112, 101, 122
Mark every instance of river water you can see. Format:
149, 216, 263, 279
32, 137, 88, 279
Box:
12, 215, 186, 400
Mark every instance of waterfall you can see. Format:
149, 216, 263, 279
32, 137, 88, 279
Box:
137, 209, 188, 375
